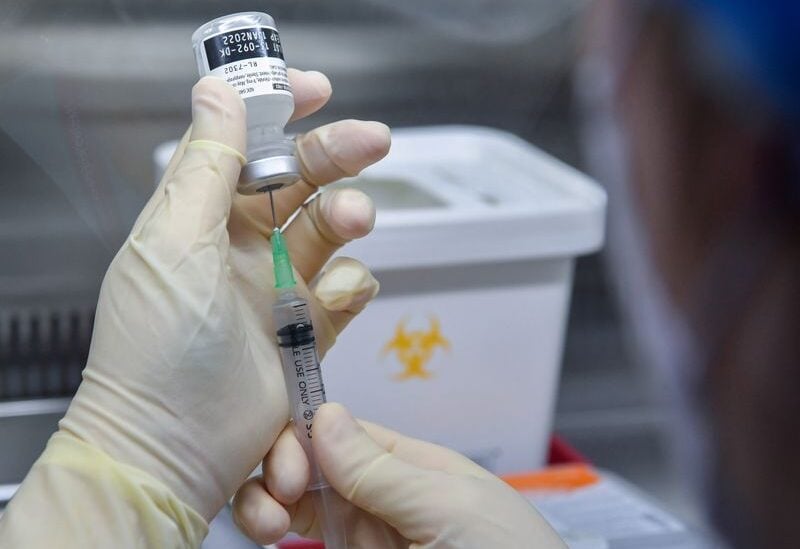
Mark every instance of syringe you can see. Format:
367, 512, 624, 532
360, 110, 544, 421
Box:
269, 197, 349, 548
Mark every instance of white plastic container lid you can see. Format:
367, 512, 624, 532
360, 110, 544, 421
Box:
334, 125, 607, 270
154, 125, 607, 270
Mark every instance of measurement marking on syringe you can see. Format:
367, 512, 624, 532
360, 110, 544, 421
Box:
291, 304, 310, 323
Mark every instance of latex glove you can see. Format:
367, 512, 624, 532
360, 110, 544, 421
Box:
233, 403, 567, 548
2, 71, 388, 537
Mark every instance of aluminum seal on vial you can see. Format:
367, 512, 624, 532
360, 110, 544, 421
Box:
192, 12, 301, 195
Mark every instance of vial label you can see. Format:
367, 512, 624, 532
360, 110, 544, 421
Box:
202, 26, 291, 99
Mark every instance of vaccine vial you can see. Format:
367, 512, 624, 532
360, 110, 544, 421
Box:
192, 12, 300, 194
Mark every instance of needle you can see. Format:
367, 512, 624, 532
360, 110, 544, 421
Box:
268, 188, 277, 229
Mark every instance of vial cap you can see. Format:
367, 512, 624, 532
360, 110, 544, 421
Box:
239, 155, 301, 195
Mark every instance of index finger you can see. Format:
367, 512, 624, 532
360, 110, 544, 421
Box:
288, 68, 332, 122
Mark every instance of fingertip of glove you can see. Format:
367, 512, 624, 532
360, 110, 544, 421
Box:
353, 120, 392, 165
233, 481, 290, 546
313, 258, 379, 312
191, 77, 247, 153
320, 189, 376, 241
304, 70, 333, 100
192, 77, 245, 114
315, 403, 359, 445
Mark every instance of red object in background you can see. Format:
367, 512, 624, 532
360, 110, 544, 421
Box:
280, 541, 325, 549
548, 435, 588, 465
278, 436, 586, 548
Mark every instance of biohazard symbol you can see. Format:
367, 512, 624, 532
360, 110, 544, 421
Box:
382, 317, 450, 380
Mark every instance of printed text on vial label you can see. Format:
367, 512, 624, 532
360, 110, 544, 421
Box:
212, 57, 291, 99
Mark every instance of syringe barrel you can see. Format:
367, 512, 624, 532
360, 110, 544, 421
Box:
274, 291, 329, 491
274, 291, 350, 548
313, 486, 350, 549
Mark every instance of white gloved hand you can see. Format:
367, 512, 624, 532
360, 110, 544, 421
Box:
233, 403, 567, 548
56, 73, 389, 522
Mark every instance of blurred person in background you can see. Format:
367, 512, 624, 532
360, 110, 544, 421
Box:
579, 1, 800, 547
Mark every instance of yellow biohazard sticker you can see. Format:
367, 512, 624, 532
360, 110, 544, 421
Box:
382, 317, 450, 380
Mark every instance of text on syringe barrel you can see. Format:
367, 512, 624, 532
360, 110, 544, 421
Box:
276, 310, 329, 490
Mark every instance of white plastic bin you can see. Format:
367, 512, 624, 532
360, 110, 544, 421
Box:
325, 126, 605, 473
155, 125, 606, 474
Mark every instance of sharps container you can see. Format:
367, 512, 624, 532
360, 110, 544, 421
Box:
323, 126, 606, 473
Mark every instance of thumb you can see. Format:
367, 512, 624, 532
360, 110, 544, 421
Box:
133, 77, 246, 261
312, 403, 449, 543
